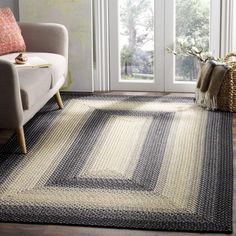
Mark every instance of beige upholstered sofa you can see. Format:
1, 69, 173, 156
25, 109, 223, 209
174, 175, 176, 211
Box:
0, 23, 69, 154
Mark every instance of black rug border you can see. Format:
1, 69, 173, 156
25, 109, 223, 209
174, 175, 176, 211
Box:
0, 219, 232, 234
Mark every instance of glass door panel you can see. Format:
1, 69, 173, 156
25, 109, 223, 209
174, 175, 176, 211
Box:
120, 0, 154, 82
165, 0, 216, 92
175, 0, 211, 82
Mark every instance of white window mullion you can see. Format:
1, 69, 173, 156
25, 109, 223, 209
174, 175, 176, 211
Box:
233, 1, 236, 51
210, 0, 221, 57
155, 0, 165, 92
94, 0, 110, 92
219, 0, 235, 57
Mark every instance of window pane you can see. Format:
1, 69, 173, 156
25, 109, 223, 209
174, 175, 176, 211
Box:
175, 0, 210, 82
119, 0, 154, 81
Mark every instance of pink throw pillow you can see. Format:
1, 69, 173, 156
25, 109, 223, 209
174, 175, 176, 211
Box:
0, 8, 26, 56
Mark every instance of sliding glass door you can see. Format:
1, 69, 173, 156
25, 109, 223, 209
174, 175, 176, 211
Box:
109, 0, 220, 92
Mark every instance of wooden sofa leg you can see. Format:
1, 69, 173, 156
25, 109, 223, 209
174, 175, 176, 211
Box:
16, 127, 27, 154
55, 91, 64, 109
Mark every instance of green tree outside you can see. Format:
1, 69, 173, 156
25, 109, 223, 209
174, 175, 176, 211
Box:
120, 0, 154, 79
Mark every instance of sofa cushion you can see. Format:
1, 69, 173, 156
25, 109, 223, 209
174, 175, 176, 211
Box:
0, 52, 67, 86
32, 52, 67, 87
0, 52, 67, 110
0, 8, 26, 56
18, 68, 52, 110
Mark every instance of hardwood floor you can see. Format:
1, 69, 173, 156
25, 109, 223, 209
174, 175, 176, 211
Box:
0, 93, 235, 236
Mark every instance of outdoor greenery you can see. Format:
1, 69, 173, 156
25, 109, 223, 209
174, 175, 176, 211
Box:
120, 0, 154, 79
120, 0, 211, 81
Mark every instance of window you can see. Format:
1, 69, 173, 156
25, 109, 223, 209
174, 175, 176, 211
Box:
108, 0, 220, 92
119, 0, 154, 81
175, 0, 210, 82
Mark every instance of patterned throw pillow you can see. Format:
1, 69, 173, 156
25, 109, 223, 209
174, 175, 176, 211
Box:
0, 8, 26, 56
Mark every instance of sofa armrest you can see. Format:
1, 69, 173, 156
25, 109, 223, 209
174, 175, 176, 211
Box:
0, 60, 24, 129
18, 23, 69, 59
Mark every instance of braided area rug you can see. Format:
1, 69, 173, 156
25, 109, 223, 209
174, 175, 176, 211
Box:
0, 94, 233, 233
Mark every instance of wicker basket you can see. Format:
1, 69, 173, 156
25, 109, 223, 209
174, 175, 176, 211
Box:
217, 52, 236, 112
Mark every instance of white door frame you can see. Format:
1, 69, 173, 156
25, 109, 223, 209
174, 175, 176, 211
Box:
108, 0, 221, 92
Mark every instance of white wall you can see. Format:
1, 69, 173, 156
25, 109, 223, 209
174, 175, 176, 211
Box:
0, 0, 19, 20
19, 0, 94, 92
